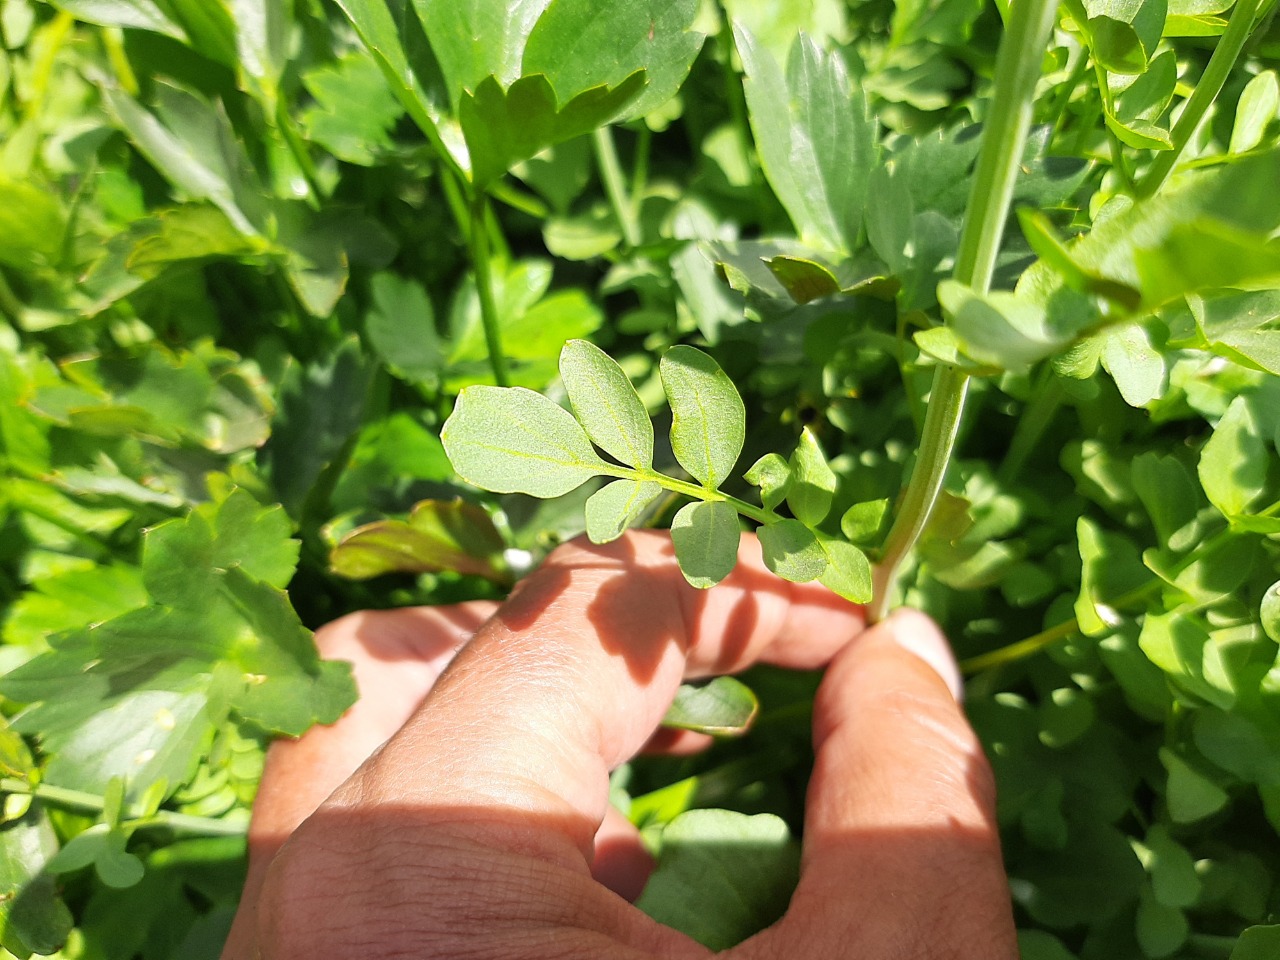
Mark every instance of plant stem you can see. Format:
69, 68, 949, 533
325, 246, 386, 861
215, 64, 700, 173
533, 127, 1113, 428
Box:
1134, 0, 1262, 198
0, 779, 247, 837
998, 372, 1065, 482
593, 127, 642, 248
468, 195, 510, 387
606, 465, 776, 526
869, 0, 1061, 622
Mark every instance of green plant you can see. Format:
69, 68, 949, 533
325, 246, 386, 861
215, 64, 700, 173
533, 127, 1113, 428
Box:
1, 0, 1280, 957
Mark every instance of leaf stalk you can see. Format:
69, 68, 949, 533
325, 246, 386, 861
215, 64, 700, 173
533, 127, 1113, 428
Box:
468, 195, 511, 387
0, 779, 248, 838
869, 0, 1062, 622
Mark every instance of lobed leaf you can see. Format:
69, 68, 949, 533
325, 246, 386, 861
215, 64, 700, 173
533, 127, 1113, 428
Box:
442, 385, 610, 497
661, 346, 745, 489
560, 339, 653, 468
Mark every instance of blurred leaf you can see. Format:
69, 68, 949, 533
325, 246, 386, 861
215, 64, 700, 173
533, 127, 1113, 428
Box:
460, 71, 646, 187
1081, 0, 1168, 74
661, 346, 744, 490
736, 28, 877, 254
635, 810, 798, 950
330, 499, 506, 581
442, 385, 609, 497
0, 809, 73, 956
0, 179, 65, 270
364, 272, 442, 387
1230, 925, 1280, 960
301, 49, 406, 165
1229, 70, 1278, 155
45, 0, 184, 37
1198, 396, 1268, 519
670, 500, 739, 589
662, 677, 758, 735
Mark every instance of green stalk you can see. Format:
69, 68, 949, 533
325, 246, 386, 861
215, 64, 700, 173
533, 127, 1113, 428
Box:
593, 127, 642, 248
1134, 0, 1263, 198
0, 779, 247, 837
604, 464, 776, 526
468, 195, 510, 387
869, 0, 1062, 622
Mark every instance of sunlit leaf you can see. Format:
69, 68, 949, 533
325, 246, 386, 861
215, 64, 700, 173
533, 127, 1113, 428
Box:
584, 479, 662, 544
758, 519, 826, 583
670, 500, 739, 589
560, 339, 653, 468
661, 346, 744, 489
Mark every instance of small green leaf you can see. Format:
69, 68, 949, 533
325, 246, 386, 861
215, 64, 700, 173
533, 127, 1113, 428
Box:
1082, 0, 1168, 74
1230, 71, 1279, 155
1261, 581, 1280, 645
1159, 748, 1229, 823
95, 830, 145, 889
786, 427, 837, 527
764, 256, 840, 304
758, 520, 827, 583
585, 479, 662, 544
662, 677, 759, 735
364, 272, 442, 388
670, 501, 740, 589
744, 453, 792, 512
1229, 925, 1280, 960
634, 810, 799, 951
661, 346, 745, 489
1198, 396, 1267, 518
817, 536, 872, 603
560, 339, 653, 468
937, 279, 1059, 373
442, 385, 610, 497
841, 498, 891, 546
459, 71, 646, 187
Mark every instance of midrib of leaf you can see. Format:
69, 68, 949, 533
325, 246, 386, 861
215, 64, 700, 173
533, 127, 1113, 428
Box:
590, 363, 644, 467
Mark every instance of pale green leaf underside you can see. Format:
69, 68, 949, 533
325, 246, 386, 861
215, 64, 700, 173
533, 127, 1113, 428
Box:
442, 385, 609, 497
662, 676, 759, 735
671, 500, 740, 589
661, 346, 745, 489
787, 427, 837, 526
818, 536, 873, 603
585, 479, 662, 544
758, 519, 826, 583
561, 338, 654, 468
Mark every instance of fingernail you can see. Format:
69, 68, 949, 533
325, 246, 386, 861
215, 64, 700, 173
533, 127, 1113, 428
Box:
885, 609, 964, 702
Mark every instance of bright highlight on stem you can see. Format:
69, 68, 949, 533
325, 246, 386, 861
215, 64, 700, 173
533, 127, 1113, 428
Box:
868, 0, 1063, 622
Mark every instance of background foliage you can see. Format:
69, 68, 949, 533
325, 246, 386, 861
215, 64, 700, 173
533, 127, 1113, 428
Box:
1, 0, 1280, 957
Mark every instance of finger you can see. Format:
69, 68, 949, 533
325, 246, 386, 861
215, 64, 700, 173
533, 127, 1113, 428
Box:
223, 601, 493, 960
747, 609, 1017, 960
591, 805, 653, 902
264, 530, 862, 957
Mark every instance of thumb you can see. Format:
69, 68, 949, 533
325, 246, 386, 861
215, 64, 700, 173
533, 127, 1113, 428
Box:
744, 609, 1017, 959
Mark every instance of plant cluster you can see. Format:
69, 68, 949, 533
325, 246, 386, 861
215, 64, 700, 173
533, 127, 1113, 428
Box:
1, 0, 1279, 957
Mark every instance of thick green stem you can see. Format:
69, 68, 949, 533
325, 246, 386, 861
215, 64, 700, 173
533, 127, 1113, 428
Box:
593, 126, 642, 248
869, 0, 1061, 622
468, 196, 510, 387
1134, 0, 1263, 198
1, 779, 247, 837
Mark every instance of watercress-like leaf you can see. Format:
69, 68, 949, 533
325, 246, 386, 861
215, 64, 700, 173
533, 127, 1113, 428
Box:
786, 427, 837, 526
585, 479, 662, 544
744, 453, 792, 512
560, 339, 653, 468
661, 346, 745, 489
442, 385, 610, 497
841, 498, 891, 546
1229, 70, 1279, 155
670, 500, 740, 589
817, 536, 873, 603
1198, 396, 1267, 518
758, 519, 826, 583
1081, 0, 1168, 74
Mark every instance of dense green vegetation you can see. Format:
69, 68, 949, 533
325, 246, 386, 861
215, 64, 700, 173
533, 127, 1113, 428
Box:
1, 0, 1280, 957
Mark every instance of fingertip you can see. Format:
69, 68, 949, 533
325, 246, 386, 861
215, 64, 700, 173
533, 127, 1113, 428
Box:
883, 608, 964, 702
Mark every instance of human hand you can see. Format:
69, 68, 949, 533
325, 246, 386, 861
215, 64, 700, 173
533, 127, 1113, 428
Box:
222, 531, 1017, 959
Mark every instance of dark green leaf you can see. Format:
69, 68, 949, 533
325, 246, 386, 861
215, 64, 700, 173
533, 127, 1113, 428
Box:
634, 810, 799, 950
459, 71, 646, 187
0, 809, 73, 956
1230, 925, 1280, 960
364, 272, 442, 387
661, 677, 758, 735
